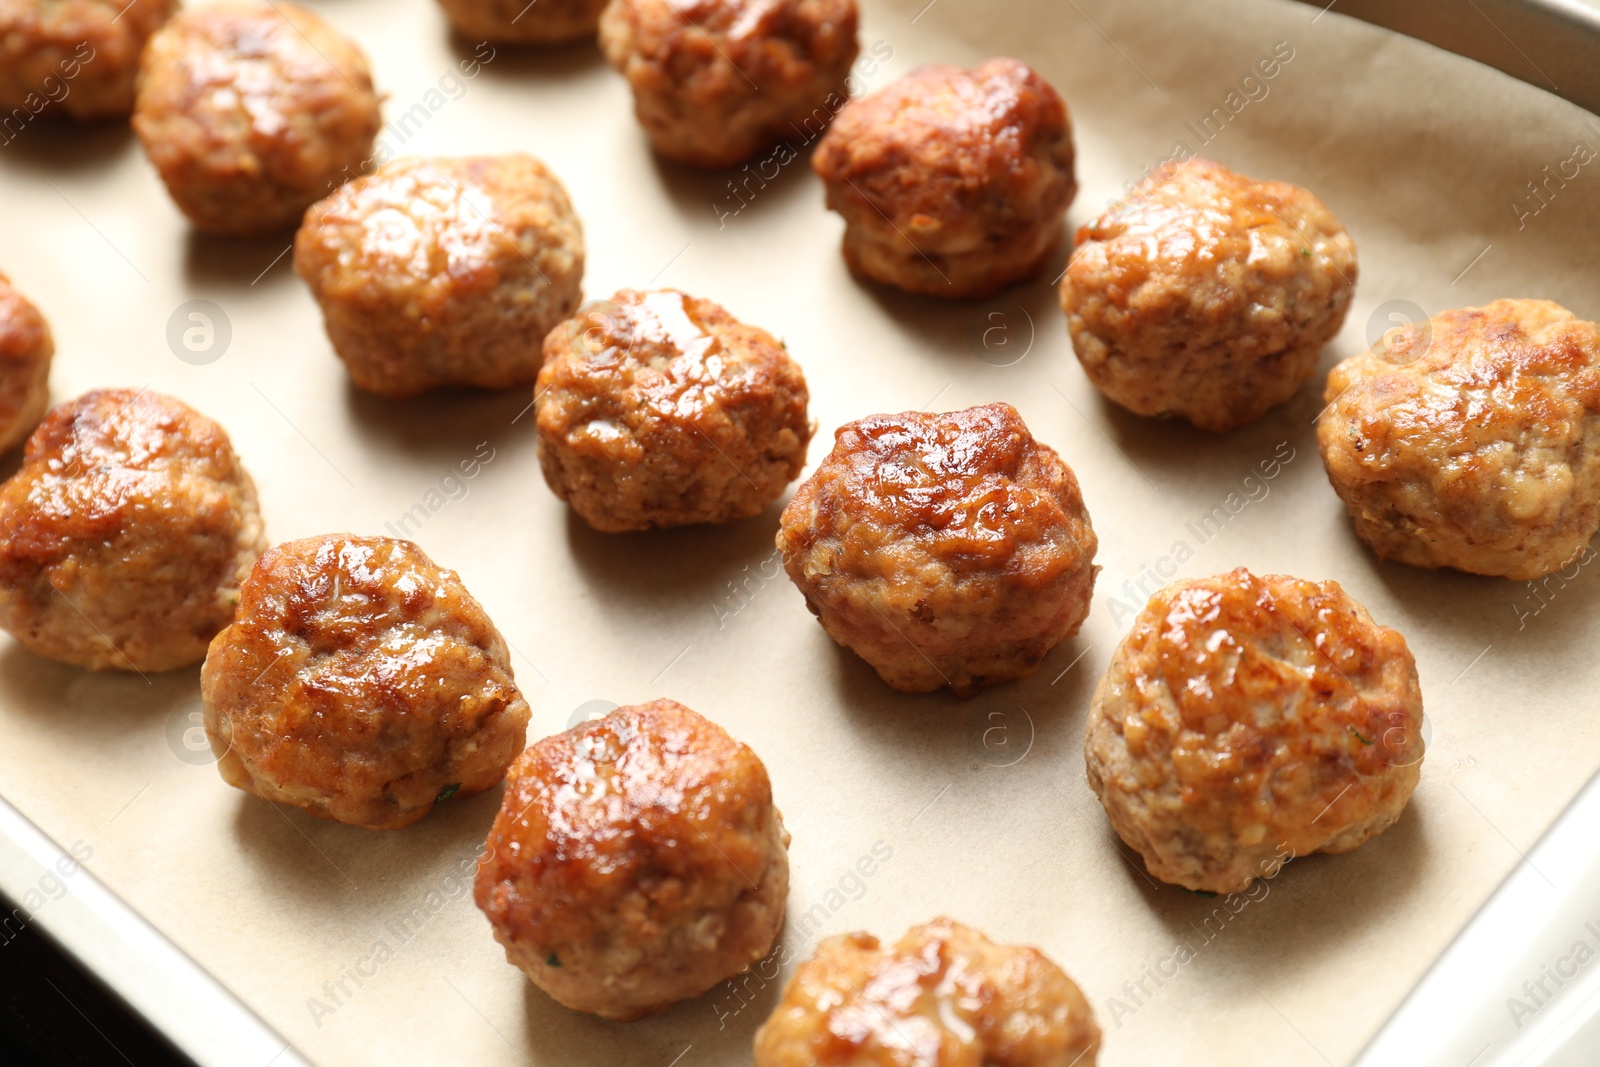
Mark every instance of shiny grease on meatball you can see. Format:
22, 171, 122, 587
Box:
0, 0, 178, 120
436, 0, 606, 44
1318, 299, 1600, 580
202, 535, 531, 830
1061, 157, 1357, 432
295, 154, 584, 398
812, 58, 1076, 299
475, 699, 789, 1020
753, 917, 1101, 1067
778, 403, 1097, 697
600, 0, 860, 168
0, 389, 266, 672
535, 288, 811, 532
1085, 568, 1424, 894
133, 2, 382, 237
0, 273, 52, 453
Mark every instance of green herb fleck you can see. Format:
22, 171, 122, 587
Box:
435, 783, 461, 803
1182, 887, 1218, 898
1349, 727, 1373, 746
546, 952, 561, 967
1301, 248, 1312, 257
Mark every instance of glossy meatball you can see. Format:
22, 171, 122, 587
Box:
535, 288, 811, 532
599, 0, 859, 168
201, 535, 531, 831
436, 0, 605, 44
295, 154, 584, 398
475, 699, 789, 1020
1318, 299, 1600, 580
0, 0, 177, 121
812, 59, 1075, 299
777, 403, 1097, 697
1062, 157, 1357, 432
0, 273, 52, 453
1085, 568, 1424, 894
0, 389, 265, 672
133, 2, 381, 237
754, 918, 1101, 1067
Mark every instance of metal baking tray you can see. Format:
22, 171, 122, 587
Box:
2, 0, 1599, 1064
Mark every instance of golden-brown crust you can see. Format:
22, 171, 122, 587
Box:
133, 2, 381, 237
1061, 157, 1357, 432
777, 402, 1097, 696
599, 0, 860, 168
0, 0, 178, 120
0, 273, 52, 454
753, 918, 1101, 1067
1317, 299, 1600, 579
435, 0, 606, 44
0, 389, 266, 672
1085, 568, 1424, 893
475, 699, 789, 1019
812, 58, 1075, 299
294, 154, 585, 398
201, 534, 530, 831
534, 288, 812, 532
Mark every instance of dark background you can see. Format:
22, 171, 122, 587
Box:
1, 888, 197, 1067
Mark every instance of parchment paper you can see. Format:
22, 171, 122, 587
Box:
2, 0, 1599, 1063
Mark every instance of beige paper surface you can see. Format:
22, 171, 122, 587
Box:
2, 0, 1599, 1063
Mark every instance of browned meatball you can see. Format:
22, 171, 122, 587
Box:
295, 154, 585, 398
754, 918, 1101, 1067
0, 0, 177, 121
599, 0, 859, 168
777, 403, 1097, 697
475, 699, 789, 1020
1085, 568, 1425, 894
0, 273, 52, 453
132, 2, 380, 237
201, 535, 531, 831
534, 288, 811, 532
436, 0, 606, 44
1061, 157, 1358, 432
812, 58, 1075, 299
0, 389, 265, 672
1318, 299, 1600, 580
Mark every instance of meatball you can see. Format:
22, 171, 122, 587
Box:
754, 918, 1101, 1067
295, 154, 585, 398
475, 699, 789, 1020
0, 273, 52, 453
0, 389, 266, 672
1061, 157, 1358, 432
201, 535, 531, 831
534, 288, 811, 532
435, 0, 606, 44
1317, 299, 1600, 580
777, 402, 1097, 697
812, 58, 1076, 300
133, 2, 382, 237
599, 0, 859, 168
0, 0, 177, 121
1085, 568, 1424, 894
